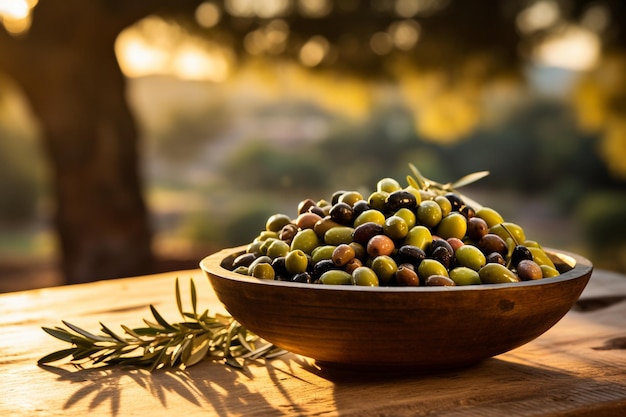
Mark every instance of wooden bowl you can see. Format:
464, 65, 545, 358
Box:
200, 246, 592, 370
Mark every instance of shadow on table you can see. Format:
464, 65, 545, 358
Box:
39, 350, 626, 416
301, 357, 626, 416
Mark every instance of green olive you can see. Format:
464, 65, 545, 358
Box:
290, 229, 320, 254
351, 266, 380, 286
266, 239, 290, 259
383, 215, 409, 240
255, 230, 279, 242
454, 245, 486, 271
403, 186, 422, 204
417, 259, 448, 281
349, 241, 367, 260
259, 237, 277, 255
246, 240, 264, 255
285, 249, 309, 274
324, 226, 355, 245
528, 247, 556, 269
449, 266, 481, 285
370, 255, 398, 285
251, 262, 275, 279
436, 212, 467, 240
338, 191, 364, 207
489, 222, 526, 245
319, 269, 353, 285
248, 254, 272, 273
265, 214, 292, 232
311, 245, 336, 263
377, 177, 402, 193
540, 265, 560, 278
475, 207, 505, 228
478, 263, 520, 284
394, 207, 416, 229
416, 200, 443, 228
434, 195, 452, 217
233, 265, 249, 275
367, 191, 389, 212
403, 225, 432, 251
353, 209, 386, 227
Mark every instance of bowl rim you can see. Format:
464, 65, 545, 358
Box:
200, 245, 593, 293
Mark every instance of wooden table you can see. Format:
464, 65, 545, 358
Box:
1, 268, 625, 416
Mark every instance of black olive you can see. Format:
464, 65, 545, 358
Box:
395, 245, 426, 266
329, 202, 354, 225
385, 190, 418, 212
511, 245, 533, 267
445, 192, 465, 212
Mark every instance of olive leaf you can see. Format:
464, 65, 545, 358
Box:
407, 163, 489, 209
38, 278, 286, 371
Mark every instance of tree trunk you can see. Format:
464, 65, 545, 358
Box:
3, 2, 155, 284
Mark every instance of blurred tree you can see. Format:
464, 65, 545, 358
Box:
0, 1, 208, 283
0, 0, 624, 283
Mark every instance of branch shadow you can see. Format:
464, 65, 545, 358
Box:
39, 358, 288, 416
38, 347, 626, 417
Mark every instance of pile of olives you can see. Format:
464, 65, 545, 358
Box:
223, 175, 560, 286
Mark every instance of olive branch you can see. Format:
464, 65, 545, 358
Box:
38, 278, 285, 371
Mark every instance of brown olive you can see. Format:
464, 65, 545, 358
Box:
425, 275, 456, 286
296, 212, 322, 230
279, 223, 299, 242
332, 244, 356, 267
485, 252, 506, 265
395, 265, 420, 286
297, 198, 317, 215
467, 217, 489, 241
516, 259, 543, 280
446, 237, 464, 252
477, 233, 508, 256
367, 234, 395, 257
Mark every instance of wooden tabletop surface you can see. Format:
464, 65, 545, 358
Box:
1, 267, 625, 416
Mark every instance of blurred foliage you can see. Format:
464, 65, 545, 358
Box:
576, 191, 626, 272
0, 126, 43, 224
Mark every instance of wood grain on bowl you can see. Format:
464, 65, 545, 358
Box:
201, 246, 593, 370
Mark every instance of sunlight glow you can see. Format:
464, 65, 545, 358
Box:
225, 0, 290, 18
115, 16, 232, 82
299, 36, 330, 67
534, 25, 600, 71
195, 2, 221, 28
389, 19, 420, 51
516, 0, 560, 34
298, 0, 332, 18
395, 0, 449, 18
370, 31, 393, 56
244, 19, 289, 56
0, 0, 37, 35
